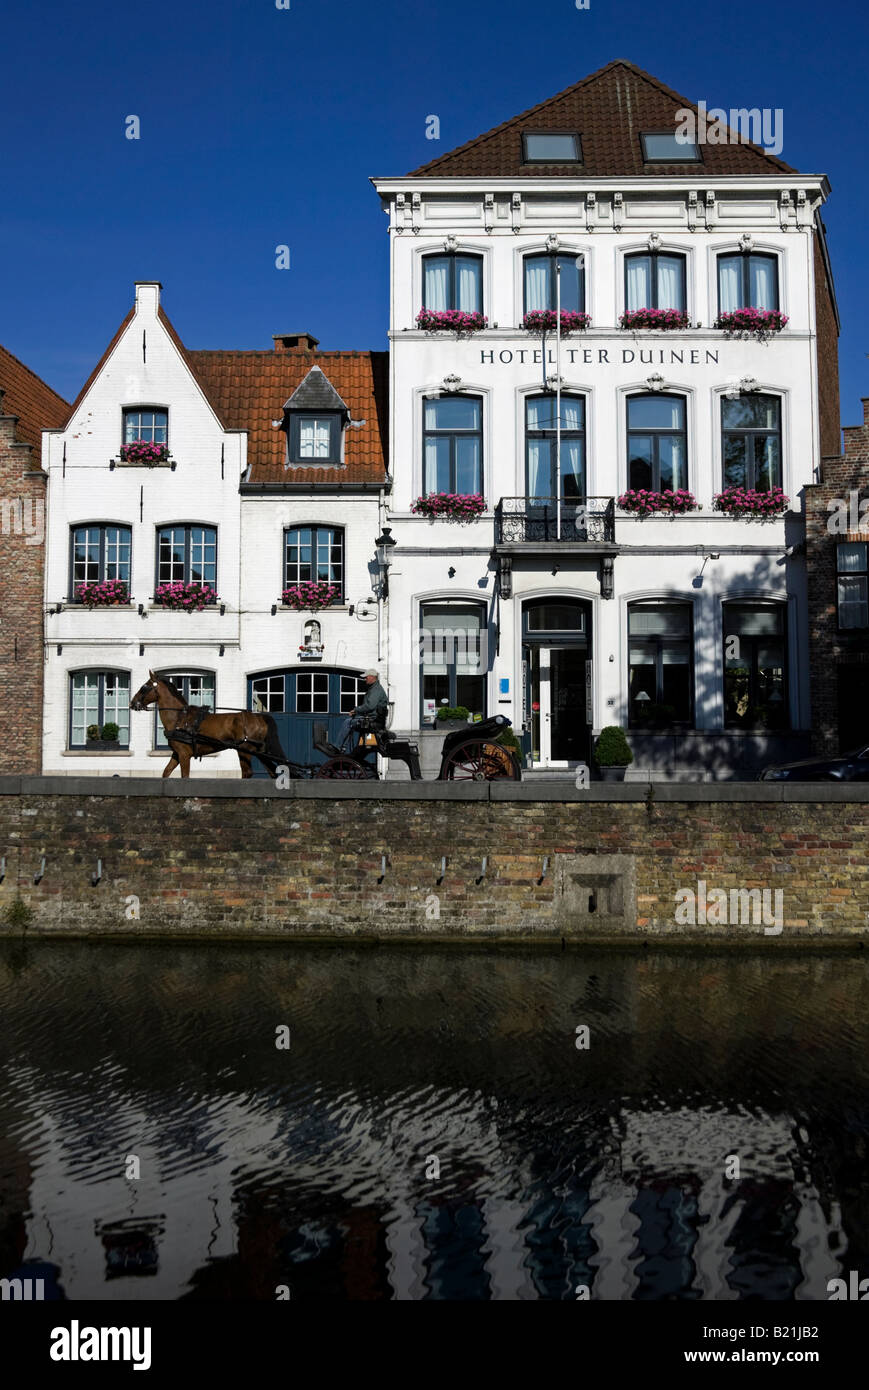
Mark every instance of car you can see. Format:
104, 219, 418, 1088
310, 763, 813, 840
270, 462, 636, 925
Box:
757, 744, 869, 781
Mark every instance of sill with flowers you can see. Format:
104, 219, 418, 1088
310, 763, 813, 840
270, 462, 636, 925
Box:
619, 309, 694, 331
521, 310, 592, 335
412, 493, 487, 522
113, 442, 175, 468
713, 309, 788, 341
416, 309, 488, 338
712, 487, 789, 518
617, 489, 698, 517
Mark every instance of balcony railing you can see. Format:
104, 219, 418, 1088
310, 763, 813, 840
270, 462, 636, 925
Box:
495, 496, 616, 545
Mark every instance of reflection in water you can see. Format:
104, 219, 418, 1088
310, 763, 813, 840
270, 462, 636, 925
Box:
0, 941, 867, 1300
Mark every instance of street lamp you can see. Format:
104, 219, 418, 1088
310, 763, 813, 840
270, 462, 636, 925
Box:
375, 526, 396, 598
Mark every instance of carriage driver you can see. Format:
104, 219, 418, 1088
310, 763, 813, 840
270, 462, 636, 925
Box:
337, 669, 389, 751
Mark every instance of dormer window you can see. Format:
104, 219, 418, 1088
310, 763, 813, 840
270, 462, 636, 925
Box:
290, 413, 341, 464
640, 131, 700, 162
281, 365, 350, 469
522, 132, 582, 164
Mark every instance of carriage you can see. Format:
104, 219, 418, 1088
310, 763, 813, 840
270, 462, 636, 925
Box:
130, 673, 522, 782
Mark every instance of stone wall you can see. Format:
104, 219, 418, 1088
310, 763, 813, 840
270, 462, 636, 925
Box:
1, 778, 868, 942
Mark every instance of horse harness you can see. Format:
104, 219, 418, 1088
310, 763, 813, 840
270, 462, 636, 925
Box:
161, 706, 262, 761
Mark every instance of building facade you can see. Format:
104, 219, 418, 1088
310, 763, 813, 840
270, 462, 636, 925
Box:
41, 284, 388, 776
806, 399, 869, 755
0, 345, 68, 773
374, 60, 840, 778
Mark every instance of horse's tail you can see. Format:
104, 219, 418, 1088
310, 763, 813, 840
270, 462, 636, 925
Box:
260, 713, 289, 777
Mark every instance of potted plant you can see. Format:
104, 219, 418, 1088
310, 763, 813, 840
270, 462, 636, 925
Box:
416, 309, 488, 337
153, 581, 220, 610
281, 581, 341, 611
75, 579, 130, 607
594, 725, 633, 782
521, 309, 592, 335
713, 486, 789, 518
436, 705, 471, 731
411, 493, 486, 522
119, 441, 171, 465
86, 722, 121, 751
617, 488, 698, 517
619, 308, 692, 331
714, 308, 788, 341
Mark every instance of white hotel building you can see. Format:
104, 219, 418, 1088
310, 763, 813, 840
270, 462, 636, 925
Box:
374, 60, 840, 777
38, 61, 840, 780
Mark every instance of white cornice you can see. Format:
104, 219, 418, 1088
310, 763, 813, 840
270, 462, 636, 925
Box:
372, 175, 830, 198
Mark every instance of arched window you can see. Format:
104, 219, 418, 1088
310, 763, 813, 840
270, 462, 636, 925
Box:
523, 253, 585, 313
423, 396, 482, 496
627, 395, 688, 492
723, 603, 787, 729
69, 670, 130, 748
419, 602, 487, 724
625, 251, 686, 312
721, 395, 782, 491
628, 602, 693, 727
525, 395, 585, 501
70, 524, 131, 599
284, 526, 344, 602
717, 252, 779, 313
422, 252, 483, 314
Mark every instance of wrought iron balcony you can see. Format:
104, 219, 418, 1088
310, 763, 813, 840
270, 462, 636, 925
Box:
495, 496, 616, 545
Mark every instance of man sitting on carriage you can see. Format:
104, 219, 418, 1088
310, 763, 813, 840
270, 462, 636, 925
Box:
337, 668, 389, 752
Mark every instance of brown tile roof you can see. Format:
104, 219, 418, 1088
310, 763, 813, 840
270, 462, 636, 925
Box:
407, 59, 796, 178
189, 348, 389, 484
0, 343, 69, 463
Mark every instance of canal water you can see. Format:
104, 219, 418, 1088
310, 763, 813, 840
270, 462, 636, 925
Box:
1, 941, 867, 1301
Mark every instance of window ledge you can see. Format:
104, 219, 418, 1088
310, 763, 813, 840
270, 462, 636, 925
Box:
63, 749, 133, 756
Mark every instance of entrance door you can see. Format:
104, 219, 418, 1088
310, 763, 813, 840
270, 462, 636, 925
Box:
527, 646, 589, 766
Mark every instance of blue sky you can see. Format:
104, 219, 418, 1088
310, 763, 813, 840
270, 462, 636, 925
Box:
1, 0, 866, 425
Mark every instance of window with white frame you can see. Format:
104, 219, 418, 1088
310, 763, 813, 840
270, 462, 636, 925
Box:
69, 671, 130, 747
124, 409, 167, 443
296, 672, 329, 713
837, 544, 869, 630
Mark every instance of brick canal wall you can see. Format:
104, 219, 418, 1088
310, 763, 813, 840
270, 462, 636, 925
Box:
1, 777, 868, 942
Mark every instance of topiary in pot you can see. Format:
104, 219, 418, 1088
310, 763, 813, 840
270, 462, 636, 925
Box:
594, 725, 634, 782
87, 724, 100, 742
100, 722, 120, 743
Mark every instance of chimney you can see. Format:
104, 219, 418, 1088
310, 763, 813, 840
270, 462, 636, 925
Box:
134, 282, 162, 316
273, 333, 319, 353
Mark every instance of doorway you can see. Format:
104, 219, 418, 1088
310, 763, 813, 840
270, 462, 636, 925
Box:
522, 599, 591, 768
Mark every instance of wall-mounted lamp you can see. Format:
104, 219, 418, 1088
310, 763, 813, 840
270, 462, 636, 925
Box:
375, 526, 397, 598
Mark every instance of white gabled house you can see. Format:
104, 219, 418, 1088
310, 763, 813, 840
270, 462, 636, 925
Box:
42, 287, 389, 775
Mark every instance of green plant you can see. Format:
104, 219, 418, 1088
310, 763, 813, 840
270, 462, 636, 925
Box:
594, 725, 634, 767
496, 727, 520, 752
100, 722, 120, 742
87, 724, 100, 741
436, 706, 470, 722
4, 896, 33, 930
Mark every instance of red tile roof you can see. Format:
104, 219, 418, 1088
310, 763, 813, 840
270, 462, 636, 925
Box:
407, 60, 796, 178
0, 343, 68, 463
189, 348, 388, 484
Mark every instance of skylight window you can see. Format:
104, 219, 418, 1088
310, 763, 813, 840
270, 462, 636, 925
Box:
641, 131, 701, 162
522, 132, 582, 163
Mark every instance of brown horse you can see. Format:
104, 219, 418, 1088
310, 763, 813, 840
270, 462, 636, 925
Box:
130, 672, 288, 778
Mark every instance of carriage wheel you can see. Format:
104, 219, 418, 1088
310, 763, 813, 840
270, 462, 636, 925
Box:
442, 740, 522, 782
315, 756, 377, 780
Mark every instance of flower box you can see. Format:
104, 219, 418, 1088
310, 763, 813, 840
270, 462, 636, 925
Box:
713, 487, 789, 518
416, 309, 488, 337
713, 309, 788, 340
521, 310, 592, 335
153, 582, 219, 610
281, 582, 341, 611
118, 442, 171, 465
75, 580, 130, 608
619, 308, 692, 331
617, 489, 698, 517
411, 493, 486, 521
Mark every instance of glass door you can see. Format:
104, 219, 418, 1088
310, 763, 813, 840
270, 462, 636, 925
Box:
525, 646, 589, 767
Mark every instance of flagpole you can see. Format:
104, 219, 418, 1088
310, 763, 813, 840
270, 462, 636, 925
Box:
555, 261, 562, 541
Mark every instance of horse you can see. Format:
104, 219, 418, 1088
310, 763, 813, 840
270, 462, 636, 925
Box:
130, 672, 288, 779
